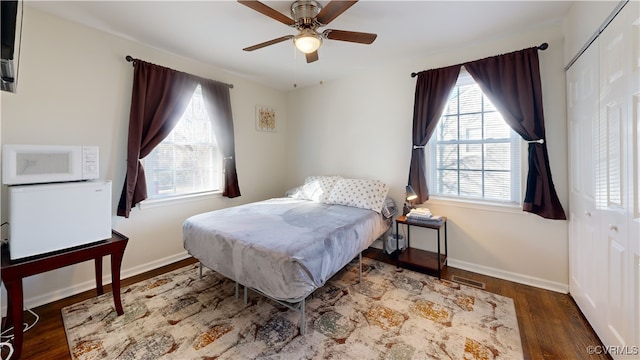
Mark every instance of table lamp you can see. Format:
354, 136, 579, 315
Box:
404, 185, 418, 215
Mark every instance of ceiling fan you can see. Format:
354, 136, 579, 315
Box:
238, 0, 377, 63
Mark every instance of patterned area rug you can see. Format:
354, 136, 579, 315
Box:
62, 258, 523, 359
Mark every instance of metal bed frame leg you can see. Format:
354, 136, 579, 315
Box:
244, 285, 248, 304
199, 252, 366, 337
358, 252, 362, 283
300, 298, 306, 335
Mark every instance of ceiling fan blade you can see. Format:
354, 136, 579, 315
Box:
324, 29, 377, 44
316, 1, 358, 25
243, 35, 294, 51
237, 1, 295, 26
305, 51, 319, 63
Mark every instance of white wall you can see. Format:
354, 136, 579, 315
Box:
286, 22, 570, 292
0, 7, 288, 310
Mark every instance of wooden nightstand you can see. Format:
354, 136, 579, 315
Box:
395, 215, 448, 279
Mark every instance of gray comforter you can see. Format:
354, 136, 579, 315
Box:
183, 198, 389, 302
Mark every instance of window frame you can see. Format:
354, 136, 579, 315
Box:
426, 69, 523, 206
139, 84, 223, 207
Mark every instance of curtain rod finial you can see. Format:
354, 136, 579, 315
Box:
538, 43, 548, 50
411, 72, 417, 78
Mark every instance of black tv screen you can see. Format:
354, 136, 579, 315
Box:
1, 0, 20, 92
1, 0, 18, 60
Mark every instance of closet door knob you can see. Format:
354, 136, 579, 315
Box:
584, 211, 592, 217
608, 224, 618, 232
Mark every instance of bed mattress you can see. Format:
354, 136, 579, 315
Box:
183, 198, 389, 302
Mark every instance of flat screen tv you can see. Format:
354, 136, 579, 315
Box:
1, 0, 22, 93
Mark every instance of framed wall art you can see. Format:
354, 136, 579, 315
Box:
255, 105, 276, 132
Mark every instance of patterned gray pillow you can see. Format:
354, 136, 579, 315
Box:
326, 178, 390, 213
290, 175, 342, 202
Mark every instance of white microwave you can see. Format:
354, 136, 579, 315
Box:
2, 144, 99, 185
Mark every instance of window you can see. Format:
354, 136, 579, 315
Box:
427, 68, 521, 203
143, 85, 221, 198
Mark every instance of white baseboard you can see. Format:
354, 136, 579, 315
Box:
447, 258, 569, 294
3, 252, 568, 316
372, 242, 568, 293
1, 251, 192, 315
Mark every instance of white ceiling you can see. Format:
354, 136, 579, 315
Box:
27, 1, 574, 91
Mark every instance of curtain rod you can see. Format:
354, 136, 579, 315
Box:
125, 55, 234, 89
410, 42, 548, 78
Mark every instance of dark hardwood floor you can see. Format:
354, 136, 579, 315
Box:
2, 249, 610, 360
364, 248, 611, 360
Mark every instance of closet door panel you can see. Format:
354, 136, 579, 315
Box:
568, 42, 600, 322
629, 5, 639, 349
568, 2, 639, 355
598, 1, 636, 352
606, 230, 629, 345
598, 92, 630, 348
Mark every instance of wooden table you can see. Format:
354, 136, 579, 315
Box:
1, 230, 128, 359
395, 215, 448, 279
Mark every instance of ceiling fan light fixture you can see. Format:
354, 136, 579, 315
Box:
294, 28, 322, 54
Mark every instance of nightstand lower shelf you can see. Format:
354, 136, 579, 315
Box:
395, 215, 448, 279
398, 248, 447, 274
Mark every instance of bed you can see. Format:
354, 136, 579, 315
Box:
182, 176, 394, 334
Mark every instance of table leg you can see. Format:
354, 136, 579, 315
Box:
3, 289, 13, 330
95, 256, 104, 296
444, 221, 448, 265
111, 248, 125, 316
4, 280, 23, 359
395, 220, 400, 268
437, 228, 441, 279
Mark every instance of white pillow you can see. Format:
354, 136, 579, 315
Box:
291, 175, 342, 202
326, 178, 390, 213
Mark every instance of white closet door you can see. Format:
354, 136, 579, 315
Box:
597, 1, 638, 354
628, 1, 640, 350
567, 42, 600, 324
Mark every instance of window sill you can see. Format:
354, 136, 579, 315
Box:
422, 196, 523, 215
138, 191, 222, 210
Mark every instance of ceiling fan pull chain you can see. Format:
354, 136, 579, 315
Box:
293, 44, 299, 88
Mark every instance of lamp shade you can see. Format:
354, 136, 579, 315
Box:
294, 29, 322, 54
405, 185, 418, 201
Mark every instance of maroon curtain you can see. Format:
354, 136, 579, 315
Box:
200, 80, 241, 198
408, 65, 461, 203
465, 47, 566, 219
117, 60, 198, 218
